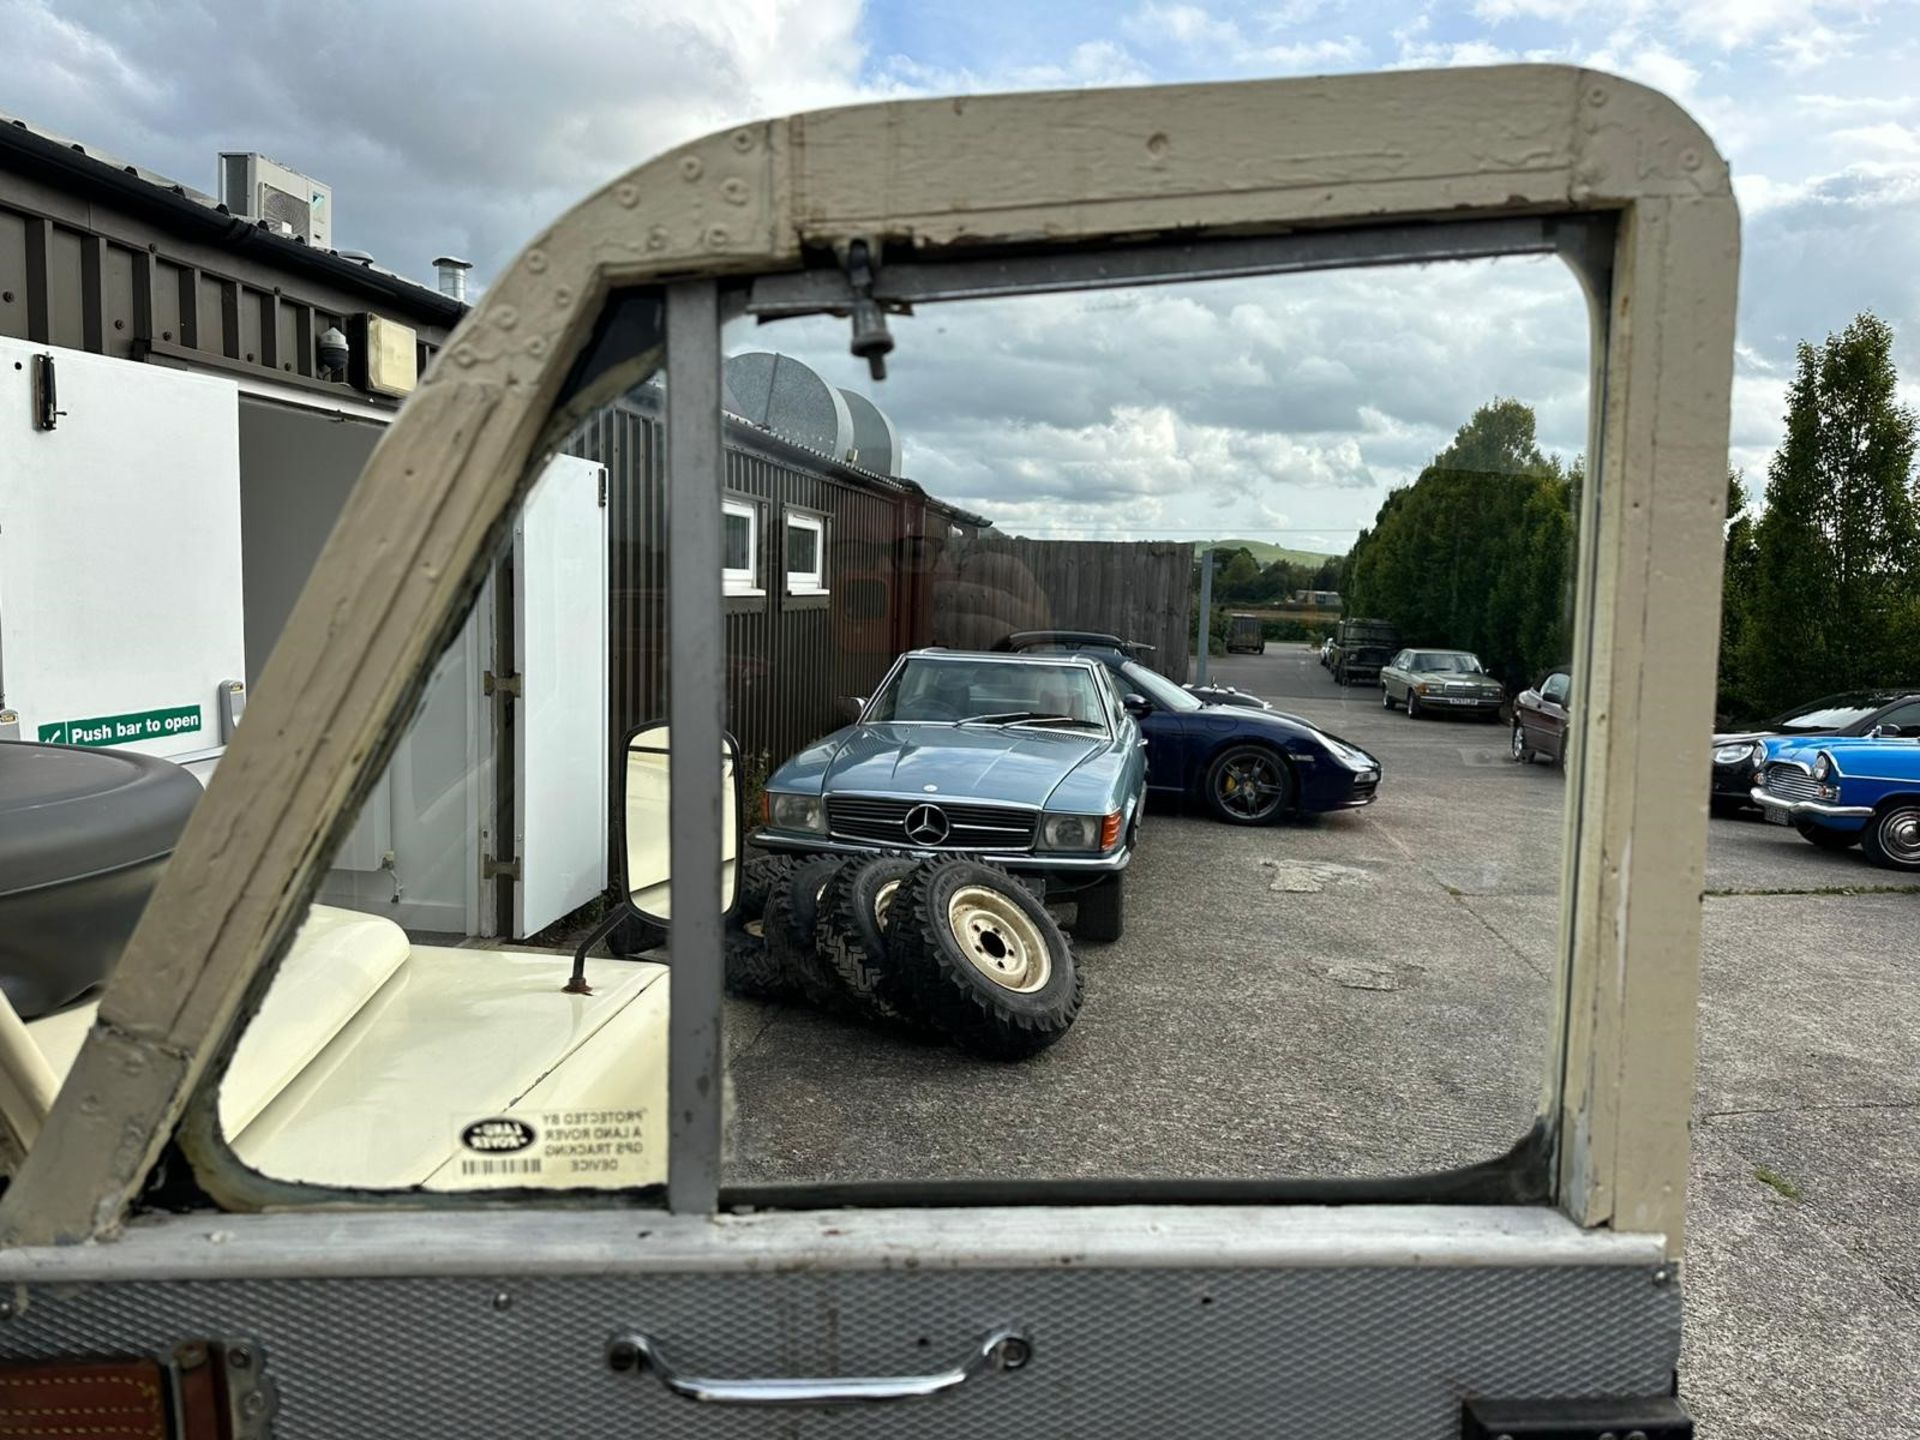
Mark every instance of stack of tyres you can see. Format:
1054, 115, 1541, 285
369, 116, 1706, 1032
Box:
723, 851, 1083, 1060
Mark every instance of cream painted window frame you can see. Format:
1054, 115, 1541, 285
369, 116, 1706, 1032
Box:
0, 67, 1737, 1259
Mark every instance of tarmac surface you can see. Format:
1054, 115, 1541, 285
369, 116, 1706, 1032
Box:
725, 644, 1920, 1436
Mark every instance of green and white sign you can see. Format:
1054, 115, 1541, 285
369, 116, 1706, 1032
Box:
39, 705, 203, 747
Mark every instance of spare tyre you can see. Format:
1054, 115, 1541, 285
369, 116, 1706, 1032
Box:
764, 854, 850, 1010
734, 852, 799, 929
722, 923, 795, 1001
815, 855, 921, 1024
0, 741, 202, 1019
883, 858, 1082, 1060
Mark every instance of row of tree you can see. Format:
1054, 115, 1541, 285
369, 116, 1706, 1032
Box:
1328, 312, 1918, 716
1198, 549, 1344, 606
1340, 399, 1579, 690
1720, 312, 1919, 720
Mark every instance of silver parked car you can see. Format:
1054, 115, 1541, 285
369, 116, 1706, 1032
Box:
1379, 648, 1505, 720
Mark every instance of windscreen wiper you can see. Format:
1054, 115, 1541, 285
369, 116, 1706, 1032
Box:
957, 711, 1099, 728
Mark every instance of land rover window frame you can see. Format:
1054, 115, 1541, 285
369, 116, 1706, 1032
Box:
0, 70, 1737, 1268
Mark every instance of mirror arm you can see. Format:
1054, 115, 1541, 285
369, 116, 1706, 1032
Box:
565, 904, 630, 995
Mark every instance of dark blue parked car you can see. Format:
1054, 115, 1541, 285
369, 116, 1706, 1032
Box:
998, 632, 1381, 823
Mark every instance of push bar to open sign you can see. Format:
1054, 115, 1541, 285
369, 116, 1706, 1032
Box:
606, 1326, 1031, 1406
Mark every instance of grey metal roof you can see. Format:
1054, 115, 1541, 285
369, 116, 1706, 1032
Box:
0, 109, 463, 326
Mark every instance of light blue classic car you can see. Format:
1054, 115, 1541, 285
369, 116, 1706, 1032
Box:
753, 649, 1149, 940
1751, 734, 1920, 870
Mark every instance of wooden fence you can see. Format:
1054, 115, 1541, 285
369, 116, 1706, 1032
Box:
929, 536, 1194, 682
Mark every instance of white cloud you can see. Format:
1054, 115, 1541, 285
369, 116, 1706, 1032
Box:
1832, 123, 1920, 158
1473, 0, 1596, 19
1256, 35, 1369, 68
1119, 4, 1366, 71
1794, 93, 1919, 120
1121, 2, 1244, 48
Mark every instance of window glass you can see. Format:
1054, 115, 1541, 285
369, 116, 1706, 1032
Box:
1122, 660, 1203, 713
1773, 693, 1894, 730
721, 253, 1589, 1188
1876, 701, 1920, 733
199, 383, 679, 1197
723, 500, 756, 587
786, 513, 825, 592
1541, 673, 1571, 704
865, 656, 1108, 729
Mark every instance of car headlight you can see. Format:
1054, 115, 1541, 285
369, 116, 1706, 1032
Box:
1748, 740, 1768, 767
1713, 743, 1753, 765
769, 792, 826, 833
1413, 682, 1430, 695
1323, 740, 1377, 772
1039, 812, 1119, 851
1813, 753, 1832, 782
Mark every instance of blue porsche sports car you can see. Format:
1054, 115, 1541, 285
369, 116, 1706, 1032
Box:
1751, 734, 1920, 870
997, 631, 1381, 822
753, 649, 1148, 940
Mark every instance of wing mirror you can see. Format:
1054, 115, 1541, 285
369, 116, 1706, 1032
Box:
1873, 723, 1902, 738
564, 719, 739, 993
1123, 693, 1152, 718
839, 695, 867, 723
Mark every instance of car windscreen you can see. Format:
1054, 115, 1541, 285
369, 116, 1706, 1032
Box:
1121, 660, 1203, 713
1772, 694, 1905, 730
867, 658, 1109, 728
1410, 652, 1484, 673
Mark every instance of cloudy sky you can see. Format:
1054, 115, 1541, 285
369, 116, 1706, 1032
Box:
7, 0, 1917, 551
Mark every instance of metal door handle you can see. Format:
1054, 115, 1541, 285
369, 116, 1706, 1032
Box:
607, 1327, 1031, 1407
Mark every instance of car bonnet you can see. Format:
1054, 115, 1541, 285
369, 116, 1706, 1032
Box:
821, 722, 1107, 806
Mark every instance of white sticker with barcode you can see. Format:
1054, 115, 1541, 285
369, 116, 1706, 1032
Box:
440, 1108, 655, 1190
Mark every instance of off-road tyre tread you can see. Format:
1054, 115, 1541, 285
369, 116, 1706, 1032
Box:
883, 859, 1082, 1060
815, 856, 921, 1024
723, 927, 795, 1001
764, 855, 851, 1009
735, 852, 801, 930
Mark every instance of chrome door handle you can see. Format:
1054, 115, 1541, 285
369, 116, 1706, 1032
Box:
607, 1327, 1031, 1407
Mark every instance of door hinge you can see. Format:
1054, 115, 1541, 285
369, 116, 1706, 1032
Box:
598, 467, 609, 508
484, 857, 521, 882
483, 670, 522, 697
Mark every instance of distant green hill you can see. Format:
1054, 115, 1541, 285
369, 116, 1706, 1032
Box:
1195, 538, 1341, 567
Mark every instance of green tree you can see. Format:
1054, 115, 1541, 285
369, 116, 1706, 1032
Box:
1738, 312, 1920, 716
1717, 469, 1759, 720
1345, 398, 1575, 686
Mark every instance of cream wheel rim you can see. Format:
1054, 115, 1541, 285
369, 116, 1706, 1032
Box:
874, 878, 903, 928
946, 885, 1050, 992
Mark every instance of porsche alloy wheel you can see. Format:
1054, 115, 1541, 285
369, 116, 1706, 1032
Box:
1204, 745, 1291, 825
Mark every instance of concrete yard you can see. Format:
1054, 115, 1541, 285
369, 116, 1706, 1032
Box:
724, 645, 1920, 1437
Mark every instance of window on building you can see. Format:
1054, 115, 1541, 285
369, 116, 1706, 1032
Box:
785, 511, 826, 594
723, 499, 759, 593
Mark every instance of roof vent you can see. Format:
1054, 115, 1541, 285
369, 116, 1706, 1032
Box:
217, 152, 332, 249
432, 255, 472, 304
837, 388, 902, 475
723, 352, 854, 462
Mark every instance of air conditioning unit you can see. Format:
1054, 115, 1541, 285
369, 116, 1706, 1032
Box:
217, 152, 332, 250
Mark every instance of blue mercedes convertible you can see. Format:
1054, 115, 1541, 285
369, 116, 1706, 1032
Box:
753, 649, 1148, 940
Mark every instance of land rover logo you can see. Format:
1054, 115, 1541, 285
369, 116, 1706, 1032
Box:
904, 803, 950, 845
462, 1118, 536, 1153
